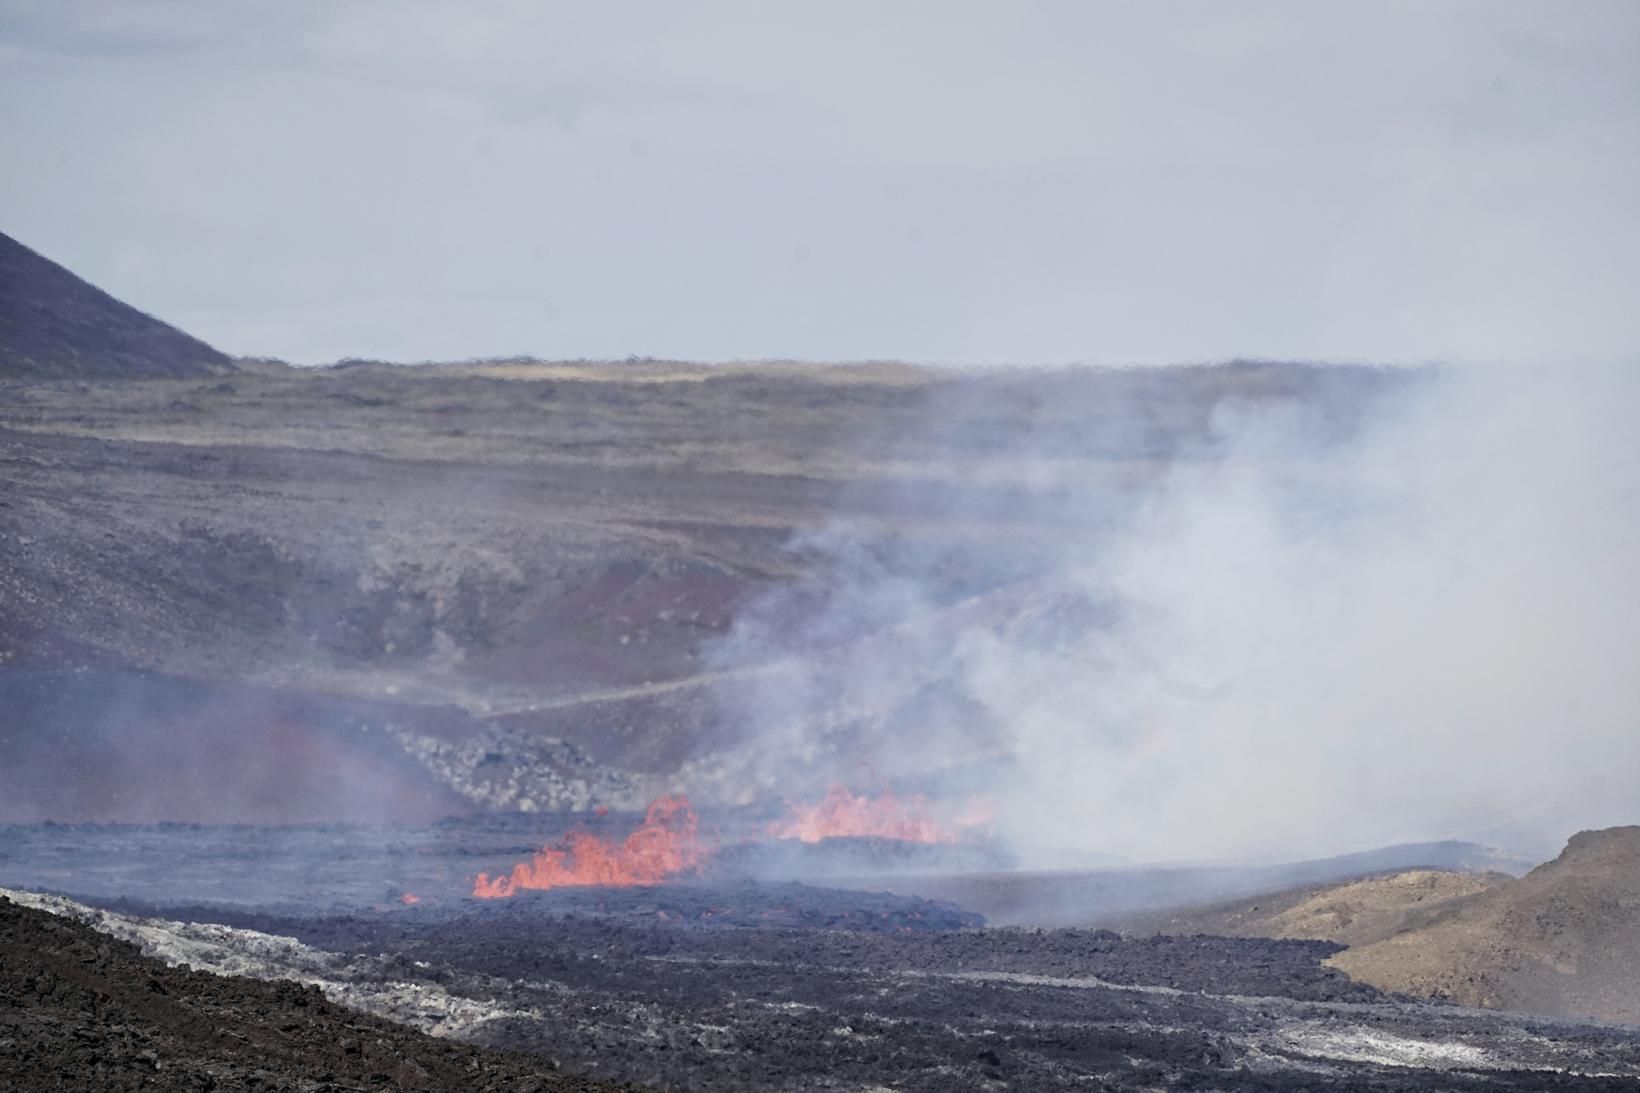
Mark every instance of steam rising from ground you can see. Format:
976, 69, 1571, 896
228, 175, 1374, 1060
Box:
705, 365, 1640, 865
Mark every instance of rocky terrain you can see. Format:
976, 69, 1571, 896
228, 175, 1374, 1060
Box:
11, 884, 1640, 1092
0, 892, 634, 1092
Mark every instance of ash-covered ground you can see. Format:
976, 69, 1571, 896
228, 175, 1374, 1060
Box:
8, 877, 1640, 1092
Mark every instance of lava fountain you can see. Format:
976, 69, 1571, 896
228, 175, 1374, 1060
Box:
767, 784, 959, 844
473, 794, 705, 898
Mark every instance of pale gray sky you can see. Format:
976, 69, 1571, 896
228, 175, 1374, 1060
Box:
3, 1, 1637, 365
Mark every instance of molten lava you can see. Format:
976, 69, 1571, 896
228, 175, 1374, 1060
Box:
473, 794, 705, 898
768, 784, 958, 844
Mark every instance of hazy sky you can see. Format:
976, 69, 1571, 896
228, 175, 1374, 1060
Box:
3, 1, 1637, 365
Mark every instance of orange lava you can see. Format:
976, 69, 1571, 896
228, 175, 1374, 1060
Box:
399, 892, 422, 906
472, 794, 705, 899
767, 784, 958, 844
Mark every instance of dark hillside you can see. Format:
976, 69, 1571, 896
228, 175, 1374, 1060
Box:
0, 231, 232, 379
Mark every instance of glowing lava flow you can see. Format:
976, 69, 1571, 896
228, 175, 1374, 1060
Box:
767, 784, 958, 844
472, 794, 705, 898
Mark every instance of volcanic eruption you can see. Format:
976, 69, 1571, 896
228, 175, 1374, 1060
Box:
472, 794, 706, 898
767, 784, 959, 844
472, 786, 980, 899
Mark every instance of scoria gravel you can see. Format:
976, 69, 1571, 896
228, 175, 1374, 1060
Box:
0, 894, 639, 1093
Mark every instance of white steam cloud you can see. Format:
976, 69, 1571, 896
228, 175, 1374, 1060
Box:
702, 365, 1640, 865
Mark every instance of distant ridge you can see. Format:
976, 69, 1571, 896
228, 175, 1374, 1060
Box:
0, 231, 232, 380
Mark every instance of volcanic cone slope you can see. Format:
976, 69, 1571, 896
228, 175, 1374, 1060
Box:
0, 230, 232, 379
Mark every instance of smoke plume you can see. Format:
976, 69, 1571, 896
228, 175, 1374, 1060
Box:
702, 364, 1640, 865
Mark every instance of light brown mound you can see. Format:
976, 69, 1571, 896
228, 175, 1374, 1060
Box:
1330, 827, 1640, 1026
1111, 827, 1640, 1026
1112, 868, 1510, 949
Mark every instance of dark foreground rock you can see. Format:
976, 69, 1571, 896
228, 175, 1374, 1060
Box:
26, 884, 1640, 1092
0, 894, 635, 1093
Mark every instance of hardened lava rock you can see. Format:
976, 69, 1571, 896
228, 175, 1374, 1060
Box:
0, 895, 639, 1093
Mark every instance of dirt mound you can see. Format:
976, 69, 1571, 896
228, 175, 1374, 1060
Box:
828, 841, 1525, 928
0, 231, 232, 379
1330, 826, 1640, 1026
1141, 831, 1640, 1026
0, 893, 635, 1092
1112, 868, 1513, 948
